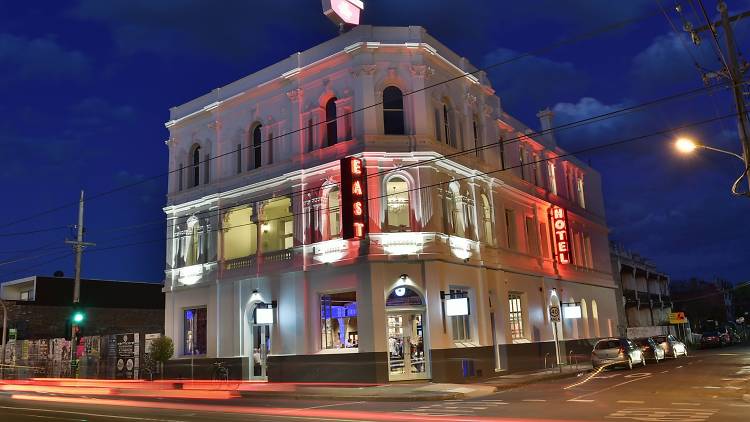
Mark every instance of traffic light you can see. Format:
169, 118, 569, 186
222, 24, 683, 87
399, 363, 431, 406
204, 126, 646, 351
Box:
64, 307, 86, 340
72, 310, 85, 323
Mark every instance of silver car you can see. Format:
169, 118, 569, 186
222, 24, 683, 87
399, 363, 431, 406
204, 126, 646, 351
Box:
653, 334, 688, 358
591, 338, 646, 369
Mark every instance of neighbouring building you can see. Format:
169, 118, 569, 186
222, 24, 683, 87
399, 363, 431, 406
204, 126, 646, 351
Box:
672, 278, 734, 330
0, 275, 164, 340
163, 25, 619, 383
609, 243, 673, 338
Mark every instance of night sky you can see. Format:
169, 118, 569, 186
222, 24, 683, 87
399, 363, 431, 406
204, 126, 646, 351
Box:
1, 0, 748, 284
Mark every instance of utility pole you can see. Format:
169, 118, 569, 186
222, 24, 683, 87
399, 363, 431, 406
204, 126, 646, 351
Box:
64, 191, 95, 376
687, 1, 750, 192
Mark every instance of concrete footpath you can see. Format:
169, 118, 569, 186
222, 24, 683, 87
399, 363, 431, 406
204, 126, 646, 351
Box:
238, 363, 593, 401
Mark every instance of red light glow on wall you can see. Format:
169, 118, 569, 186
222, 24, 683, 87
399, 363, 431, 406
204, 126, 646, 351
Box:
550, 206, 571, 265
340, 156, 368, 239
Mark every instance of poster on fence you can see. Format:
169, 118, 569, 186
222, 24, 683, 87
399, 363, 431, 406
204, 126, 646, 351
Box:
115, 333, 139, 379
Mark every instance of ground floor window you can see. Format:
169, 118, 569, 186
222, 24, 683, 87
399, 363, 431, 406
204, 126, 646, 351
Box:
508, 292, 526, 342
320, 292, 358, 349
183, 307, 207, 355
449, 288, 471, 342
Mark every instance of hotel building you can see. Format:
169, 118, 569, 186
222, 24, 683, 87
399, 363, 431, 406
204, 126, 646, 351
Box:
163, 25, 618, 382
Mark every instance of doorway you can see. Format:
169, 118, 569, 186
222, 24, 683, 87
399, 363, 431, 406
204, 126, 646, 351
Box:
250, 308, 271, 381
385, 286, 430, 381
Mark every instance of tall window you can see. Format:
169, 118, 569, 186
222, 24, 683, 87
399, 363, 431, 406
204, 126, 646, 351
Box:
183, 307, 207, 355
547, 161, 557, 195
480, 194, 493, 245
525, 216, 540, 256
260, 197, 293, 252
185, 217, 202, 266
450, 288, 471, 342
252, 124, 262, 169
327, 187, 341, 239
223, 206, 257, 260
539, 222, 551, 259
472, 116, 481, 157
326, 97, 338, 147
447, 183, 465, 236
320, 292, 358, 349
306, 118, 314, 152
532, 153, 541, 186
576, 176, 586, 208
386, 177, 410, 231
383, 86, 405, 135
191, 145, 201, 187
518, 145, 527, 181
443, 102, 454, 147
499, 137, 506, 170
434, 108, 441, 142
504, 208, 517, 250
508, 293, 525, 342
236, 144, 242, 174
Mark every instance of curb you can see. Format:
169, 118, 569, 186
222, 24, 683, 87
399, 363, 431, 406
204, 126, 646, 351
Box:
486, 368, 593, 391
238, 391, 463, 401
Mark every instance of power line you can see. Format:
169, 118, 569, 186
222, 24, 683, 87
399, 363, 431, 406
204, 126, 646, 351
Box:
88, 81, 742, 238
0, 9, 661, 232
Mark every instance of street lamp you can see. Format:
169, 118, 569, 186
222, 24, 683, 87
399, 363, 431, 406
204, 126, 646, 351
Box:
673, 137, 749, 197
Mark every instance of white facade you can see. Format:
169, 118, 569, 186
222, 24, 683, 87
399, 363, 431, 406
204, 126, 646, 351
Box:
163, 26, 618, 382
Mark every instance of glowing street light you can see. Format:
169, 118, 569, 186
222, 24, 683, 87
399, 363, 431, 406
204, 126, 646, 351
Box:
674, 137, 698, 154
673, 136, 748, 197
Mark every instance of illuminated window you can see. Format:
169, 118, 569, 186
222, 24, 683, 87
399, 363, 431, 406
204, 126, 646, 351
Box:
480, 194, 493, 245
547, 161, 557, 195
576, 176, 586, 208
383, 86, 405, 135
532, 152, 542, 186
518, 145, 528, 181
260, 197, 293, 252
525, 216, 540, 256
326, 97, 338, 147
191, 145, 201, 187
183, 307, 207, 355
327, 187, 341, 239
320, 292, 358, 350
252, 124, 262, 169
222, 206, 257, 260
184, 217, 203, 266
385, 176, 410, 231
539, 222, 551, 259
508, 293, 526, 342
446, 183, 465, 236
450, 288, 471, 342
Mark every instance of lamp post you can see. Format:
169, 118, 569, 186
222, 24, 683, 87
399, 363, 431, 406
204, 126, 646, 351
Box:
674, 138, 749, 197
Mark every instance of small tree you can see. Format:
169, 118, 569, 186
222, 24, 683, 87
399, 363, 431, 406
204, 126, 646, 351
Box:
149, 336, 174, 379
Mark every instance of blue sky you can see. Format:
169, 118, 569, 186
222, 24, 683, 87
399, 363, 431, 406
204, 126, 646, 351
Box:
1, 0, 749, 284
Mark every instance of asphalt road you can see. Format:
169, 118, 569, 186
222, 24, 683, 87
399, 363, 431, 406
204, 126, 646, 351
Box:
1, 345, 749, 421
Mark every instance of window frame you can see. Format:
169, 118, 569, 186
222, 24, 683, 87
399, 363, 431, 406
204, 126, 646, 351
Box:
384, 176, 411, 232
183, 306, 208, 356
508, 292, 526, 343
449, 287, 472, 343
326, 97, 338, 147
319, 291, 358, 351
383, 86, 405, 135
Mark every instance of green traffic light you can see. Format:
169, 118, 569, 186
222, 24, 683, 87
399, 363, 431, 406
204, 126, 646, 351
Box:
73, 312, 85, 323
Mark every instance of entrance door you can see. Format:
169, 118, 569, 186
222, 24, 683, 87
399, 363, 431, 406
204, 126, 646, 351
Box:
250, 324, 271, 380
387, 312, 428, 381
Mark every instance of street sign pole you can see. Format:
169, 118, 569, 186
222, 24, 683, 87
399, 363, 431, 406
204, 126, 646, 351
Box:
549, 305, 562, 372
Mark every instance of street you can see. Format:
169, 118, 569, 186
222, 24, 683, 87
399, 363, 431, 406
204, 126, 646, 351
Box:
0, 345, 748, 421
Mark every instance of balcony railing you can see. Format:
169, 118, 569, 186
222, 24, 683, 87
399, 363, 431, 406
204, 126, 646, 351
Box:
263, 249, 293, 263
223, 255, 256, 271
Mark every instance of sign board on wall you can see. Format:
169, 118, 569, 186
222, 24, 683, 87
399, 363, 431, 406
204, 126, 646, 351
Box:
340, 156, 368, 240
563, 304, 582, 319
669, 312, 686, 324
549, 206, 572, 265
115, 333, 139, 380
445, 297, 470, 316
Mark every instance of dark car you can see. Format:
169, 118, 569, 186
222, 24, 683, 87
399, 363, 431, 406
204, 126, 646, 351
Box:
700, 332, 726, 348
635, 337, 665, 362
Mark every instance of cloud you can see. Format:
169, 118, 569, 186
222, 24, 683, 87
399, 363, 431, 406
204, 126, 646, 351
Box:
482, 48, 586, 117
68, 97, 136, 130
0, 33, 90, 82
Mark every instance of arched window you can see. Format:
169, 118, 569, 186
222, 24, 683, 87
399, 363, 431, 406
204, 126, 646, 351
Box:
191, 145, 201, 187
383, 86, 405, 135
327, 187, 341, 239
446, 182, 465, 236
480, 193, 493, 245
472, 115, 481, 157
385, 176, 410, 231
252, 124, 263, 169
591, 300, 601, 337
326, 97, 338, 147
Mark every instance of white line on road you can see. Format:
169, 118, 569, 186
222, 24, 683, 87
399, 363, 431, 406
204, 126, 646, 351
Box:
660, 370, 669, 373
302, 401, 365, 410
0, 405, 187, 422
521, 399, 547, 402
672, 402, 701, 406
704, 386, 722, 389
569, 375, 653, 401
567, 399, 595, 403
617, 400, 645, 404
729, 403, 750, 407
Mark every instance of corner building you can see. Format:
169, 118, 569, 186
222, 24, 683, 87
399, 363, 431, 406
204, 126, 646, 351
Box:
163, 26, 618, 383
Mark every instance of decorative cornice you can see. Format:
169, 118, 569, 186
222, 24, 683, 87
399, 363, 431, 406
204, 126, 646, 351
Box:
350, 64, 377, 78
286, 88, 303, 102
409, 64, 434, 79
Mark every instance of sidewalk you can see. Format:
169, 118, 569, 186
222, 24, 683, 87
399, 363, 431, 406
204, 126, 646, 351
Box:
237, 363, 593, 401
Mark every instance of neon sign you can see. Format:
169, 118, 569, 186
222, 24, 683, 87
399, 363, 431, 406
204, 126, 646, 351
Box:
550, 205, 571, 265
340, 156, 368, 239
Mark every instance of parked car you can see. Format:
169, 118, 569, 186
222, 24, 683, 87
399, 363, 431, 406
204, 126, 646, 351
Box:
635, 337, 665, 362
700, 331, 729, 348
591, 338, 646, 369
653, 334, 688, 358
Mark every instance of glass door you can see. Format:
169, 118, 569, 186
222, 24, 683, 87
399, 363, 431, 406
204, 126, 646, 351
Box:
387, 312, 428, 381
251, 324, 271, 380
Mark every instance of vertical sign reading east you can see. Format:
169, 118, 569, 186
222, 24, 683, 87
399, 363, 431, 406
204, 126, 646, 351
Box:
550, 205, 571, 265
340, 156, 368, 239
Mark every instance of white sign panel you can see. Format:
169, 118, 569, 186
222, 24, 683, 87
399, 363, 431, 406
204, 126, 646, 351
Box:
445, 297, 469, 316
256, 307, 274, 324
563, 305, 582, 319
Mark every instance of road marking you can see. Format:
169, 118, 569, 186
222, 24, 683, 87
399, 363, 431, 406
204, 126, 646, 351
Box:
724, 386, 741, 390
606, 408, 718, 421
677, 365, 683, 368
522, 399, 547, 402
570, 375, 653, 401
672, 402, 701, 406
624, 373, 651, 378
719, 353, 738, 356
617, 400, 645, 404
568, 399, 595, 403
704, 386, 722, 389
728, 403, 750, 407
303, 401, 364, 410
660, 370, 669, 373
0, 405, 186, 422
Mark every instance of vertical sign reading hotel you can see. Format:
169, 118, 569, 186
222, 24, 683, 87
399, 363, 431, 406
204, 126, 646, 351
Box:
550, 205, 571, 265
340, 156, 368, 239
